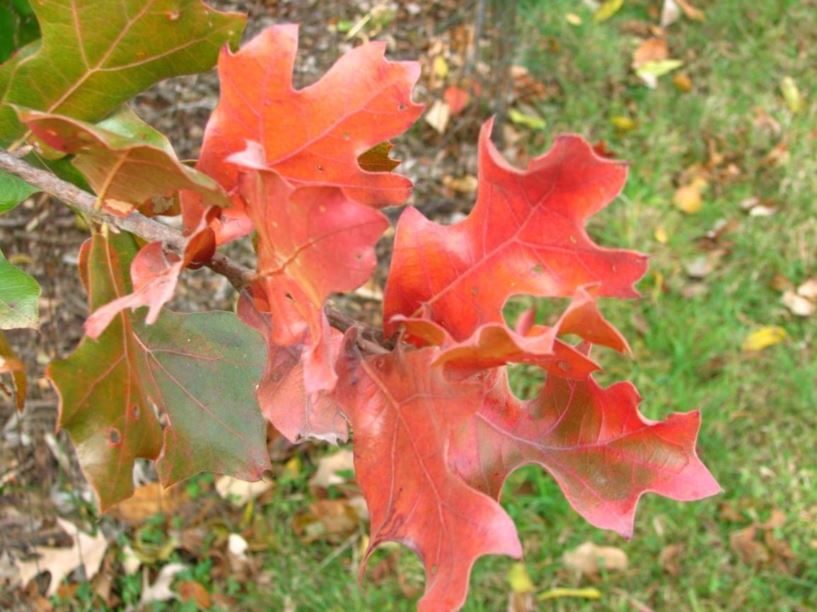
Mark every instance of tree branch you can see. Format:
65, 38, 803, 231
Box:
0, 149, 386, 346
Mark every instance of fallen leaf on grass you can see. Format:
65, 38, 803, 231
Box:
563, 542, 628, 576
636, 60, 684, 88
594, 0, 623, 22
730, 526, 769, 564
782, 291, 816, 317
611, 115, 637, 132
507, 562, 534, 593
659, 543, 684, 576
741, 326, 787, 352
140, 563, 186, 605
294, 497, 368, 543
215, 475, 273, 507
178, 580, 212, 609
109, 482, 185, 525
16, 519, 108, 597
309, 449, 355, 489
507, 563, 535, 612
539, 587, 601, 601
676, 0, 705, 21
661, 0, 681, 27
684, 254, 721, 279
673, 177, 707, 214
780, 77, 803, 114
761, 509, 787, 530
796, 278, 817, 300
632, 38, 668, 68
672, 72, 693, 92
654, 226, 668, 243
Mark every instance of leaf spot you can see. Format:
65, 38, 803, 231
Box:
108, 427, 121, 446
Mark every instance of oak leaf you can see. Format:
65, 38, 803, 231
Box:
395, 288, 628, 378
449, 367, 721, 537
334, 346, 522, 612
48, 232, 270, 509
0, 0, 244, 145
19, 107, 229, 216
236, 170, 387, 397
384, 119, 647, 342
183, 24, 422, 242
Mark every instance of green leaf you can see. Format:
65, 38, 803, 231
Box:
0, 168, 37, 214
48, 232, 270, 510
0, 248, 39, 329
0, 0, 245, 145
19, 107, 229, 215
137, 310, 271, 486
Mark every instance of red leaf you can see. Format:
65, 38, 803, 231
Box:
84, 221, 215, 339
444, 86, 470, 116
383, 119, 648, 341
394, 288, 628, 378
184, 24, 422, 243
237, 293, 348, 444
450, 368, 721, 537
334, 347, 522, 611
237, 170, 388, 393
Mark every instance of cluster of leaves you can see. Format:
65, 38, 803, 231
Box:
0, 2, 719, 610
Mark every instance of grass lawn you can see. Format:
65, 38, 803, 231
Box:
237, 1, 816, 610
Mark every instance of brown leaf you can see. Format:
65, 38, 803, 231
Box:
632, 38, 668, 69
763, 531, 796, 560
676, 0, 705, 21
294, 497, 367, 543
177, 580, 212, 609
563, 542, 628, 576
109, 483, 185, 526
760, 509, 787, 530
730, 526, 769, 564
659, 543, 684, 576
672, 73, 693, 92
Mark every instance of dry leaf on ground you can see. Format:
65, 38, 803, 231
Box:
741, 326, 787, 352
659, 543, 684, 576
730, 526, 769, 564
140, 563, 186, 605
673, 178, 707, 214
563, 541, 628, 576
178, 580, 212, 609
109, 482, 185, 525
215, 475, 273, 507
782, 291, 815, 317
15, 518, 108, 597
309, 449, 355, 489
425, 99, 450, 133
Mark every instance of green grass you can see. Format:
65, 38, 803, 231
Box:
77, 2, 817, 610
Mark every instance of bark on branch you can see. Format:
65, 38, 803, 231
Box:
0, 149, 385, 345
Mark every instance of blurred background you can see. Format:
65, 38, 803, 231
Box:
1, 0, 815, 609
